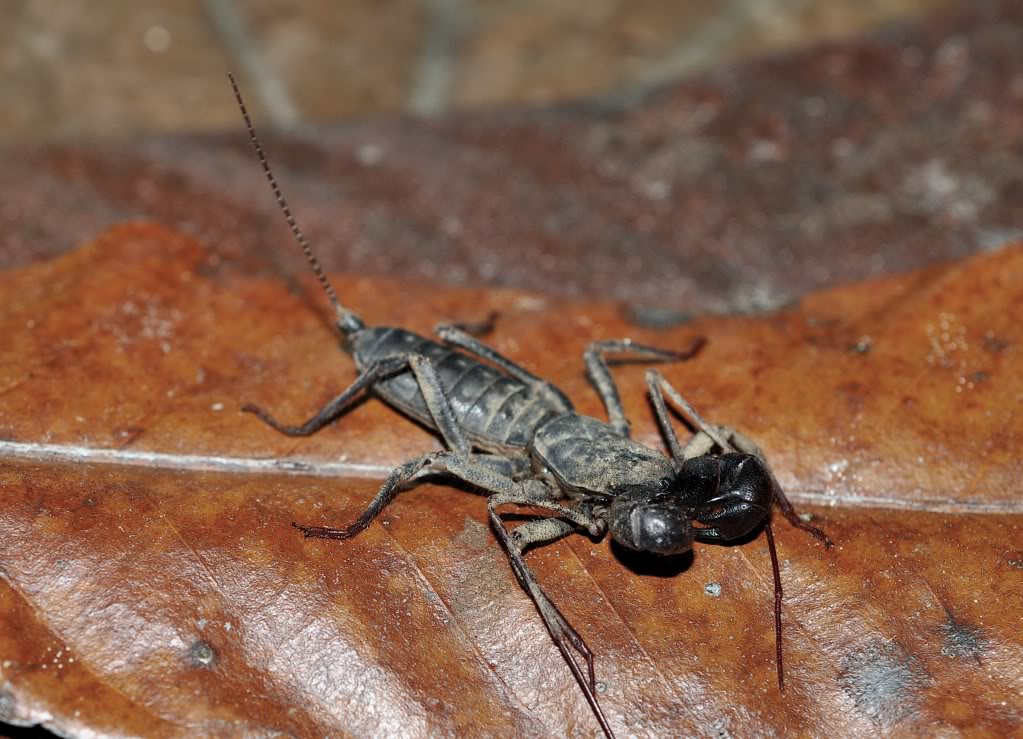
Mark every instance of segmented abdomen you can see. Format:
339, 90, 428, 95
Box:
530, 413, 674, 496
351, 327, 563, 452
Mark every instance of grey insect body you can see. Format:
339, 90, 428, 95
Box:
230, 74, 832, 739
352, 327, 566, 453
530, 414, 673, 497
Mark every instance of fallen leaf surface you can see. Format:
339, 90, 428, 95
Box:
0, 224, 1021, 737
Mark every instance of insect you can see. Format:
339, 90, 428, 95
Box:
229, 74, 832, 738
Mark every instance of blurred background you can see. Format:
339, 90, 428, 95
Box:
2, 7, 1020, 739
1, 0, 1020, 320
2, 0, 952, 140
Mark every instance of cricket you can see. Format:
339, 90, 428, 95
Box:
230, 74, 833, 738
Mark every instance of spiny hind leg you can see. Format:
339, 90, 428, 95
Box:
487, 491, 615, 738
243, 354, 411, 437
246, 351, 472, 454
404, 353, 473, 454
510, 518, 576, 550
296, 451, 512, 539
297, 452, 595, 542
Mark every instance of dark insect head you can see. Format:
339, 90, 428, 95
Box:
607, 450, 780, 554
607, 477, 694, 556
680, 453, 776, 542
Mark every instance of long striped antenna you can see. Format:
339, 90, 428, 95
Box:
228, 73, 364, 336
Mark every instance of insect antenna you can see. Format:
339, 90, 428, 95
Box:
228, 73, 365, 337
764, 521, 785, 691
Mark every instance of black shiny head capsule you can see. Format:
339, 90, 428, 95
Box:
607, 481, 694, 555
683, 453, 774, 542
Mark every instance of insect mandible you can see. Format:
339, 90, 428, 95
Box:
229, 74, 832, 738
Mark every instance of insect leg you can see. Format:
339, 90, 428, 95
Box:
406, 354, 471, 455
488, 491, 616, 739
764, 521, 785, 691
443, 311, 498, 337
245, 351, 472, 453
243, 354, 411, 436
294, 339, 557, 539
647, 371, 833, 546
297, 447, 587, 538
770, 482, 833, 547
510, 518, 576, 550
701, 423, 766, 460
645, 369, 686, 463
296, 452, 436, 539
462, 452, 530, 480
488, 487, 606, 538
296, 450, 532, 539
435, 324, 573, 412
587, 338, 704, 437
310, 456, 617, 736
645, 368, 733, 458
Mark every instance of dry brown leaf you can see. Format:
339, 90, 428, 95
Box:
0, 223, 1021, 737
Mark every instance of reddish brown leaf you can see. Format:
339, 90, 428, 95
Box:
0, 223, 1021, 736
